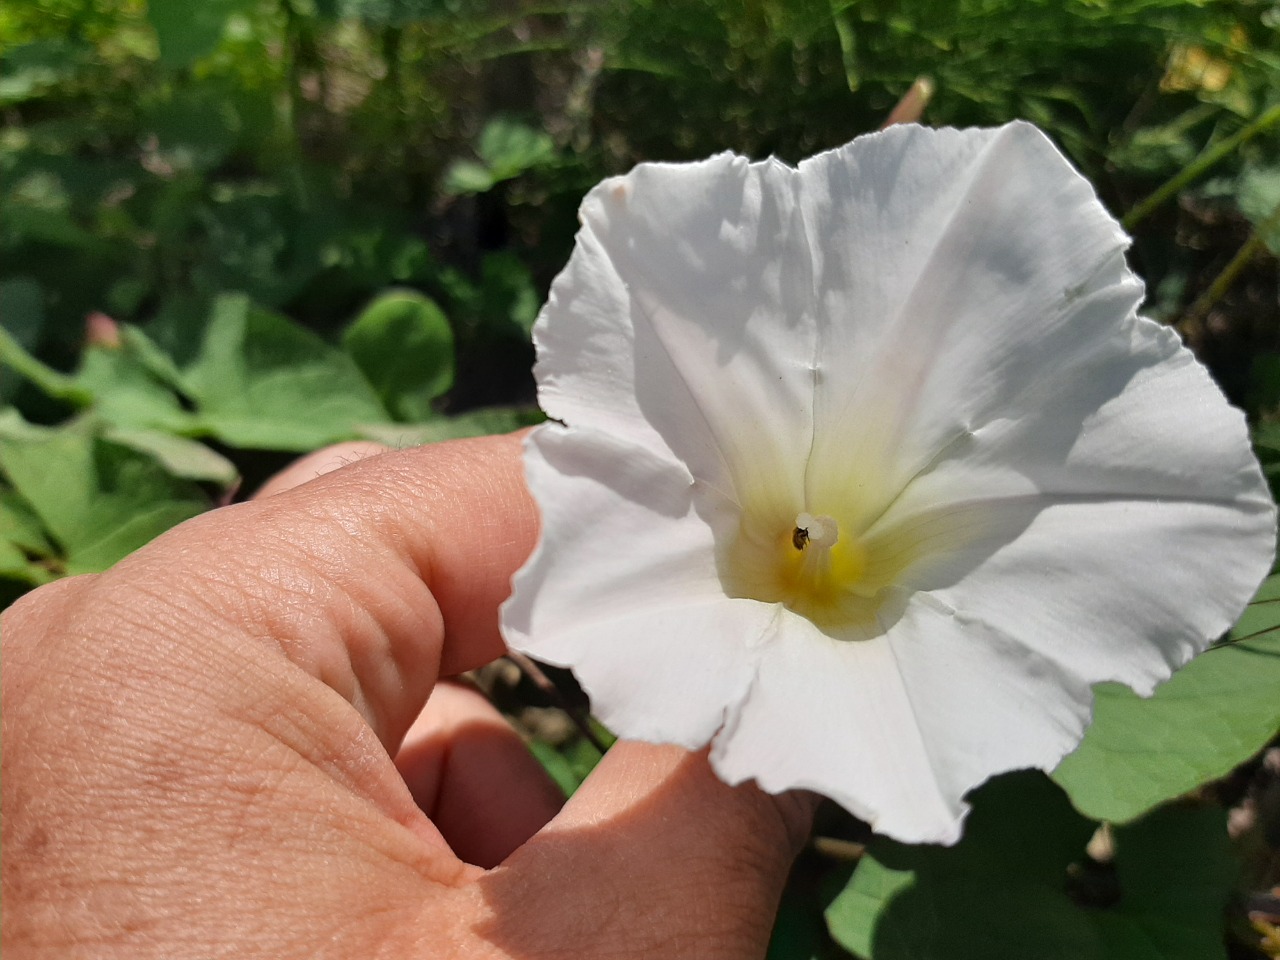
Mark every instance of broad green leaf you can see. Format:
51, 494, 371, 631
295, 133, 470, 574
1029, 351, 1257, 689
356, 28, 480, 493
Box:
0, 415, 207, 573
827, 774, 1236, 960
1052, 573, 1280, 823
1092, 806, 1234, 960
119, 325, 188, 393
823, 858, 912, 958
826, 772, 1100, 960
76, 341, 194, 434
356, 406, 542, 447
0, 315, 192, 430
102, 428, 238, 486
0, 538, 30, 578
342, 290, 454, 422
184, 294, 391, 451
68, 498, 207, 574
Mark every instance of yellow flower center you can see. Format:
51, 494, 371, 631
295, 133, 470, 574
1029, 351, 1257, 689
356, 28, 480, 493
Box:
722, 498, 901, 634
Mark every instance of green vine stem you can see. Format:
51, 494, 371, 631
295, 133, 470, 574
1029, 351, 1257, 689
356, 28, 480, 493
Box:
1122, 103, 1280, 231
1179, 196, 1280, 339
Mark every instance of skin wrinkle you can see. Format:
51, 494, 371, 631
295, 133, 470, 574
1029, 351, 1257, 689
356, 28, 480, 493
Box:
3, 436, 812, 960
468, 748, 804, 959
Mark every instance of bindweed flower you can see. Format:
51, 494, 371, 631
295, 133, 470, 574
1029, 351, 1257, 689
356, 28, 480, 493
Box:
500, 122, 1276, 844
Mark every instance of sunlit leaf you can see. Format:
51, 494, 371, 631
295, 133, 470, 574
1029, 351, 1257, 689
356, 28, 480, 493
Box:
442, 161, 496, 196
0, 413, 207, 574
442, 118, 556, 196
102, 427, 238, 487
184, 294, 390, 450
1052, 573, 1280, 823
342, 289, 454, 421
76, 341, 194, 433
826, 772, 1098, 959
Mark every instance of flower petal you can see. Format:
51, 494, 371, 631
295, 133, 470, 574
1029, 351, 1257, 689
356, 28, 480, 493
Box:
708, 613, 962, 843
865, 318, 1275, 693
507, 122, 1276, 846
532, 153, 817, 513
798, 122, 1141, 530
503, 426, 773, 746
712, 599, 1099, 844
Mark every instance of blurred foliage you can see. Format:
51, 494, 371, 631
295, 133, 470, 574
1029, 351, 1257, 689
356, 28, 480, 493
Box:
2, 0, 1280, 956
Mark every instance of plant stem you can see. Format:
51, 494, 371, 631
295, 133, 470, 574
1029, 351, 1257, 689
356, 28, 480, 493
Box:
506, 651, 611, 754
1122, 103, 1280, 231
1179, 197, 1280, 338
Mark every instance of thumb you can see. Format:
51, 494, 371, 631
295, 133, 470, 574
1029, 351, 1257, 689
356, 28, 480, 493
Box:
469, 742, 815, 959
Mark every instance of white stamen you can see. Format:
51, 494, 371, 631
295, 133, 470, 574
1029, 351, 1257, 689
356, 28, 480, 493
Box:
795, 512, 839, 550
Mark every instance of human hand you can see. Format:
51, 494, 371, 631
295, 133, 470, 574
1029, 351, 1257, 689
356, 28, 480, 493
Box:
2, 434, 814, 959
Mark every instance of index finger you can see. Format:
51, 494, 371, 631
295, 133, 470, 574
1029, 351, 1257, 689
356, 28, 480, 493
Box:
91, 432, 538, 749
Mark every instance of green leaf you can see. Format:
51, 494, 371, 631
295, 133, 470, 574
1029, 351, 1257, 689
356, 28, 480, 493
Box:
75, 341, 194, 434
119, 325, 189, 393
0, 323, 90, 405
479, 252, 540, 338
1052, 573, 1280, 823
0, 486, 57, 584
477, 118, 555, 180
527, 740, 582, 797
1092, 806, 1235, 960
441, 161, 496, 196
0, 486, 54, 558
826, 772, 1100, 960
823, 857, 913, 958
146, 0, 253, 67
827, 774, 1237, 960
0, 414, 208, 573
342, 290, 454, 421
441, 118, 555, 196
102, 428, 238, 487
184, 295, 391, 451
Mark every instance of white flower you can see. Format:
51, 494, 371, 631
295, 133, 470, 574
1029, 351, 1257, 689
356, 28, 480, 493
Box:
500, 121, 1276, 844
